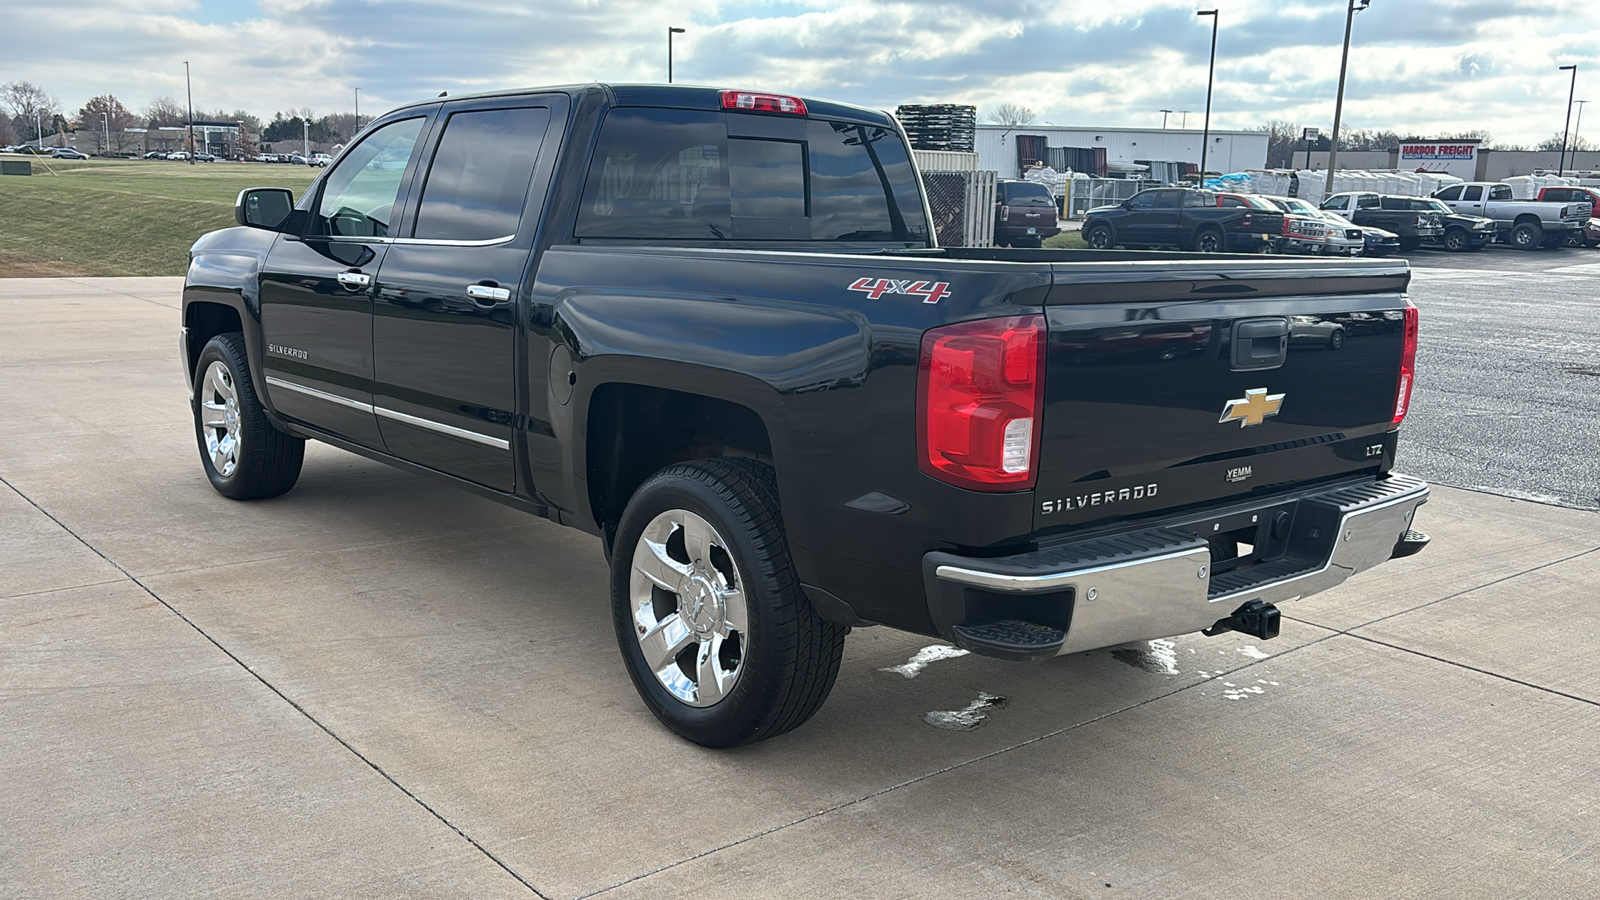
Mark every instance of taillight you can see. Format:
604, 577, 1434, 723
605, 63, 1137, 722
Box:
719, 90, 807, 115
918, 315, 1045, 491
1392, 303, 1419, 425
1241, 212, 1254, 228
1000, 205, 1012, 219
1281, 217, 1292, 236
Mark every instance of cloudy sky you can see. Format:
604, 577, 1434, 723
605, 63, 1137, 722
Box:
1, 0, 1594, 146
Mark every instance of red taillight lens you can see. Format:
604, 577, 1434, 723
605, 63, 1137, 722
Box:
918, 315, 1045, 491
1392, 304, 1419, 425
1000, 205, 1012, 219
719, 90, 807, 115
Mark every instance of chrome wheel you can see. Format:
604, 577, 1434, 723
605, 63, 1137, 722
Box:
198, 360, 241, 478
628, 508, 748, 707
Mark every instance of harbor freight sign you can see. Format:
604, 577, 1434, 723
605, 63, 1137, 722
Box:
1399, 140, 1479, 179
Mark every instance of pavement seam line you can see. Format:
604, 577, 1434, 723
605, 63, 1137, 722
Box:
1338, 631, 1600, 709
0, 474, 552, 900
59, 278, 181, 309
1286, 544, 1600, 635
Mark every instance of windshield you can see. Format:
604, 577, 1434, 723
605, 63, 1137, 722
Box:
1270, 197, 1316, 215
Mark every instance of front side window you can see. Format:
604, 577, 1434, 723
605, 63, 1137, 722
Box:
1435, 186, 1462, 201
1322, 194, 1349, 211
1152, 191, 1181, 209
1128, 192, 1156, 210
314, 117, 425, 238
413, 107, 551, 242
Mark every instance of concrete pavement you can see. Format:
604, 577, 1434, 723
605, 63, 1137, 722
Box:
3, 277, 1597, 898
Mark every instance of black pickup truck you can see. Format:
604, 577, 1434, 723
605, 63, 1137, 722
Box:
1081, 187, 1281, 253
181, 84, 1429, 747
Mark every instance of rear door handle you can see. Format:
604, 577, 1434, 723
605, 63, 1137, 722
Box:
466, 284, 511, 304
337, 271, 371, 289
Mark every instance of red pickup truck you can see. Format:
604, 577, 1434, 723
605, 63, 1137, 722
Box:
1536, 186, 1600, 247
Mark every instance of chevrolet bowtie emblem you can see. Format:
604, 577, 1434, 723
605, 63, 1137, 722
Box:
1220, 388, 1285, 428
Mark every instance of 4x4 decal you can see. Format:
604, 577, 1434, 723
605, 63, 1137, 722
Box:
847, 277, 951, 304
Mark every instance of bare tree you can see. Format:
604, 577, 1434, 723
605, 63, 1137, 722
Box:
1248, 120, 1307, 168
1536, 131, 1593, 152
2, 81, 61, 145
143, 96, 187, 128
77, 95, 139, 154
987, 102, 1036, 127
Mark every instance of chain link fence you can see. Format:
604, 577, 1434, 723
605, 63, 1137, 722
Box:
1063, 178, 1157, 219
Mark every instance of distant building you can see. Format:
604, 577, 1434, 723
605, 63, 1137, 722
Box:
974, 123, 1269, 180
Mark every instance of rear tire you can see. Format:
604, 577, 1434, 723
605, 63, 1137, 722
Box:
1084, 224, 1114, 250
192, 333, 304, 500
1509, 222, 1542, 251
610, 458, 846, 748
1193, 228, 1223, 253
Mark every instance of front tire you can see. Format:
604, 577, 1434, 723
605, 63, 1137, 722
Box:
192, 333, 304, 500
1442, 229, 1470, 252
1084, 224, 1114, 250
611, 458, 845, 748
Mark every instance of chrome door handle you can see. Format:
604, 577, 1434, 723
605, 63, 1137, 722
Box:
466, 284, 511, 304
337, 271, 371, 288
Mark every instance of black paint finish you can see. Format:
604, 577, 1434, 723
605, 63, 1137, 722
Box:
182, 82, 1418, 640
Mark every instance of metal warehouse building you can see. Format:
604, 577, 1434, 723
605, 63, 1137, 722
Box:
974, 124, 1270, 180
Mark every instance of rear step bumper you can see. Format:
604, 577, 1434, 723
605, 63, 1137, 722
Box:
922, 473, 1429, 661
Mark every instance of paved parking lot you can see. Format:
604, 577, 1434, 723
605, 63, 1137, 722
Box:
3, 273, 1598, 898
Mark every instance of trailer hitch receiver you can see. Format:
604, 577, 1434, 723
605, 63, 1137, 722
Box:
1203, 599, 1281, 641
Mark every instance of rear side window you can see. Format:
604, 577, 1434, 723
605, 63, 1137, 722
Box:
413, 107, 551, 242
1489, 185, 1512, 201
575, 108, 928, 242
1462, 186, 1483, 201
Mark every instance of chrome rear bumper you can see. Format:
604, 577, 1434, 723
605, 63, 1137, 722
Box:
923, 474, 1429, 657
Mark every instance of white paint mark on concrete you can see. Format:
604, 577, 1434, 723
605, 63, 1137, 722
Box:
881, 644, 969, 679
1236, 645, 1270, 660
924, 692, 1008, 730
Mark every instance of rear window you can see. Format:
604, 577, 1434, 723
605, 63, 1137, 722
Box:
1002, 182, 1054, 205
575, 108, 928, 243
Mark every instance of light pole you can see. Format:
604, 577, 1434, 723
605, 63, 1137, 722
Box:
1574, 99, 1590, 170
303, 120, 309, 157
1558, 64, 1578, 176
1160, 109, 1173, 129
103, 110, 109, 155
668, 27, 686, 83
354, 87, 360, 130
1196, 10, 1218, 178
35, 111, 42, 149
184, 60, 196, 165
1180, 110, 1192, 128
1325, 0, 1372, 195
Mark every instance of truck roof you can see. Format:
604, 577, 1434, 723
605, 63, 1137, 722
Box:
381, 83, 898, 129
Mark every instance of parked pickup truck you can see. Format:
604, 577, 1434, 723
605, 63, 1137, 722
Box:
180, 83, 1431, 747
1431, 182, 1590, 249
1082, 187, 1283, 252
1535, 186, 1600, 247
1319, 192, 1448, 252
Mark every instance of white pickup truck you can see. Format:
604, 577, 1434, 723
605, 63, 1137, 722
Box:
1431, 182, 1591, 250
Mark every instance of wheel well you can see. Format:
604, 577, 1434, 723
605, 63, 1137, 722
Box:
1512, 214, 1542, 227
184, 302, 243, 380
586, 383, 773, 529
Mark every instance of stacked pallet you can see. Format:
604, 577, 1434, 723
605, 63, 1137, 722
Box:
896, 104, 977, 153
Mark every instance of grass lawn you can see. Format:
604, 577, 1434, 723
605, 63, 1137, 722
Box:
1042, 231, 1088, 250
0, 157, 319, 276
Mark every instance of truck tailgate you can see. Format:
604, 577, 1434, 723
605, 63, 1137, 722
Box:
1034, 258, 1412, 532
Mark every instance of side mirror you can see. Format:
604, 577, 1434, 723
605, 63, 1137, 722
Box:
235, 187, 295, 230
